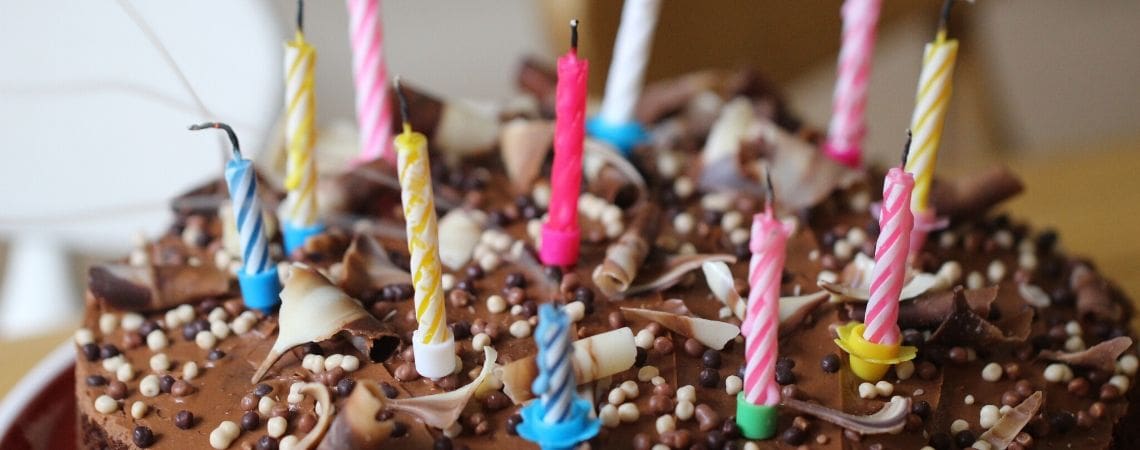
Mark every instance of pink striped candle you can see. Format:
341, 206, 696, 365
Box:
346, 0, 394, 164
863, 167, 915, 345
822, 0, 882, 169
742, 205, 790, 407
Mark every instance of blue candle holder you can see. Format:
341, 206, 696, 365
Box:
586, 116, 647, 157
237, 267, 281, 313
282, 222, 326, 255
517, 395, 600, 450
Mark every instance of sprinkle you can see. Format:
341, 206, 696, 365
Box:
673, 213, 695, 235
874, 380, 894, 397
1119, 354, 1139, 375
979, 404, 1000, 429
121, 313, 144, 331
175, 304, 195, 324
508, 320, 532, 338
607, 388, 626, 405
231, 317, 253, 335
94, 395, 118, 414
655, 414, 676, 434
896, 361, 915, 380
1044, 363, 1074, 383
209, 421, 240, 449
210, 321, 231, 340
324, 354, 345, 372
677, 385, 696, 404
725, 375, 743, 396
116, 363, 136, 382
131, 401, 148, 419
635, 329, 654, 349
267, 416, 287, 438
99, 313, 119, 334
258, 395, 276, 416
565, 301, 586, 323
981, 363, 1003, 382
621, 380, 641, 400
858, 382, 877, 399
833, 240, 854, 261
102, 355, 126, 372
651, 376, 666, 386
964, 394, 975, 405
950, 419, 969, 434
966, 271, 985, 289
638, 365, 660, 382
1065, 336, 1086, 352
618, 403, 640, 423
146, 330, 168, 351
472, 333, 491, 352
208, 307, 228, 323
442, 274, 456, 291
486, 295, 507, 314
986, 261, 1006, 283
150, 353, 170, 373
184, 362, 200, 381
340, 355, 360, 372
74, 328, 95, 346
1109, 375, 1130, 392
599, 404, 620, 427
729, 228, 750, 245
140, 374, 161, 397
973, 440, 994, 450
195, 330, 218, 350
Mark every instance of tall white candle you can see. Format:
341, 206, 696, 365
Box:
597, 0, 661, 126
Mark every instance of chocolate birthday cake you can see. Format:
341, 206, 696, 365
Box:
73, 62, 1139, 450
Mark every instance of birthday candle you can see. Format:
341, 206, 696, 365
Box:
282, 8, 318, 228
346, 0, 394, 163
742, 205, 790, 407
823, 0, 882, 169
904, 1, 959, 214
597, 0, 660, 126
532, 304, 575, 424
541, 20, 589, 267
393, 102, 449, 347
863, 166, 915, 345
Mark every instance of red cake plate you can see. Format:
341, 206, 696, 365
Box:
0, 341, 77, 449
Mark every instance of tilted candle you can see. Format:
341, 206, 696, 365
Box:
347, 0, 394, 164
823, 0, 883, 169
280, 2, 325, 254
863, 166, 914, 345
541, 20, 589, 267
189, 123, 281, 311
905, 0, 959, 215
742, 205, 790, 408
392, 81, 455, 378
588, 0, 660, 155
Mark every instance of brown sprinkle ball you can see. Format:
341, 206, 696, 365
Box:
242, 411, 261, 431
132, 425, 155, 448
107, 381, 127, 400
395, 363, 420, 381
297, 413, 317, 433
171, 380, 193, 397
174, 410, 194, 429
241, 393, 260, 411
820, 353, 840, 373
256, 436, 279, 450
781, 384, 802, 400
698, 368, 719, 388
652, 336, 674, 355
695, 404, 720, 432
683, 338, 704, 357
607, 312, 626, 330
917, 361, 938, 380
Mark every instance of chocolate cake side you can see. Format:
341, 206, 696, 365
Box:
73, 69, 1139, 450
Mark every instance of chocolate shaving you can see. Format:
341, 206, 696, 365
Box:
701, 260, 828, 334
928, 287, 1032, 347
821, 254, 942, 302
294, 383, 335, 450
624, 253, 736, 297
252, 264, 398, 383
782, 396, 911, 435
317, 382, 395, 450
660, 299, 692, 316
385, 347, 498, 429
620, 307, 739, 350
1018, 282, 1051, 308
499, 119, 554, 193
584, 139, 648, 198
437, 209, 486, 270
697, 98, 764, 197
978, 391, 1043, 450
929, 165, 1024, 220
338, 233, 412, 299
1039, 336, 1133, 373
515, 56, 557, 116
593, 203, 660, 297
635, 70, 722, 124
778, 291, 829, 336
752, 119, 861, 210
845, 286, 999, 329
87, 263, 229, 312
1071, 264, 1123, 322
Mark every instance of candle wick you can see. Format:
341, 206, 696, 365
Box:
763, 166, 774, 210
901, 130, 913, 167
937, 0, 954, 38
189, 122, 241, 159
569, 19, 579, 51
296, 0, 304, 33
393, 76, 411, 127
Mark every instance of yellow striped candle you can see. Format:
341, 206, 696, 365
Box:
282, 30, 318, 227
903, 28, 958, 213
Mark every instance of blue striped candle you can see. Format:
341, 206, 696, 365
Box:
190, 123, 272, 276
532, 303, 575, 424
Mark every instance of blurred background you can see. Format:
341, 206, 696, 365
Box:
1, 0, 1139, 393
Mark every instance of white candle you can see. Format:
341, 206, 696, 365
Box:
597, 0, 661, 126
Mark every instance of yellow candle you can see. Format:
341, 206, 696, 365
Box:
282, 30, 318, 226
904, 29, 958, 213
394, 122, 450, 346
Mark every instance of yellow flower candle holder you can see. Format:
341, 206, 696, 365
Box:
833, 322, 917, 382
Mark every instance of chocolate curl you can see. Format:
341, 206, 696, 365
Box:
293, 383, 335, 450
337, 233, 412, 299
635, 70, 721, 124
753, 120, 861, 210
623, 253, 736, 297
87, 263, 230, 312
620, 307, 740, 350
384, 347, 498, 429
1039, 336, 1133, 373
844, 286, 999, 329
583, 139, 647, 199
820, 254, 942, 302
978, 391, 1043, 450
592, 203, 660, 297
782, 396, 911, 435
698, 98, 763, 195
317, 382, 395, 450
929, 165, 1024, 219
252, 264, 398, 383
701, 260, 829, 335
499, 327, 636, 404
499, 119, 554, 193
928, 287, 1032, 347
1070, 264, 1123, 322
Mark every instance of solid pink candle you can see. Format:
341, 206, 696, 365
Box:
742, 205, 789, 406
823, 0, 882, 169
863, 166, 915, 345
346, 0, 395, 165
541, 22, 589, 267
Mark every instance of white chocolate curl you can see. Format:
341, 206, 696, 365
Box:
435, 100, 499, 166
499, 327, 636, 404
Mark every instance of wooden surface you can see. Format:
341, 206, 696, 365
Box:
3, 143, 1139, 400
